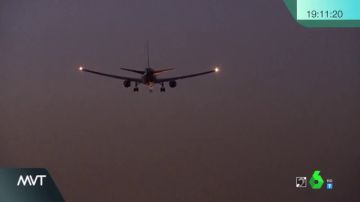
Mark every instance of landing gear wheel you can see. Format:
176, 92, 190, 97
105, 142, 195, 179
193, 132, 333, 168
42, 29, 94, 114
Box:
160, 82, 166, 92
133, 82, 139, 92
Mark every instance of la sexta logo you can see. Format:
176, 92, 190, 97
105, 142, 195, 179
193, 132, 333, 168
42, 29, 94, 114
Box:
309, 170, 324, 189
296, 170, 334, 190
17, 175, 47, 186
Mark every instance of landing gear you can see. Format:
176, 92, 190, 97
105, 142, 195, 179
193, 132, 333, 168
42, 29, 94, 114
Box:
133, 82, 139, 92
160, 82, 166, 92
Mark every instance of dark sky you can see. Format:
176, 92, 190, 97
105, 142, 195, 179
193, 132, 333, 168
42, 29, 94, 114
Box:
1, 0, 360, 201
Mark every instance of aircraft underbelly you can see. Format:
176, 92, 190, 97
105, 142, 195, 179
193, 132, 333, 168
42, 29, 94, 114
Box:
142, 75, 156, 86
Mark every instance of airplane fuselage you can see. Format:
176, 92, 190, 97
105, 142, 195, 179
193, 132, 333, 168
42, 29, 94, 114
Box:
141, 68, 157, 86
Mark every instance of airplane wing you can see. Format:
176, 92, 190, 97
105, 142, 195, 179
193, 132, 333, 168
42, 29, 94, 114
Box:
156, 68, 218, 83
79, 67, 142, 82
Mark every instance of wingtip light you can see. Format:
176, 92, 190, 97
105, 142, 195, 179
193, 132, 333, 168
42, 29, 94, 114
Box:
214, 67, 220, 72
79, 66, 84, 71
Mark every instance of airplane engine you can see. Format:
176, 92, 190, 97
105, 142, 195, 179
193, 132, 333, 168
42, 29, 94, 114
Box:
169, 80, 177, 88
123, 80, 131, 88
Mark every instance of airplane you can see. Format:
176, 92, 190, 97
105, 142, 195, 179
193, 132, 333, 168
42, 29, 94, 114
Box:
78, 43, 220, 92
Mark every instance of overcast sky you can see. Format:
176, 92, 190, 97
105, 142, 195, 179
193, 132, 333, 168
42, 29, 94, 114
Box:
1, 0, 360, 201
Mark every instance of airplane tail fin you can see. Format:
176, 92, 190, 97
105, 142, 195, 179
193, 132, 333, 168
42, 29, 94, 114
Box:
146, 40, 150, 68
120, 68, 145, 74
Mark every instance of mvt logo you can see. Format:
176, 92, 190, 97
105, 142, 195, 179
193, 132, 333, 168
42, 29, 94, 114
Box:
17, 175, 47, 186
0, 168, 64, 202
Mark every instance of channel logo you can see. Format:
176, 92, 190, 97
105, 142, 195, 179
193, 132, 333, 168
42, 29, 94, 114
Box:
309, 170, 324, 189
0, 168, 64, 202
17, 175, 47, 186
296, 170, 334, 190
